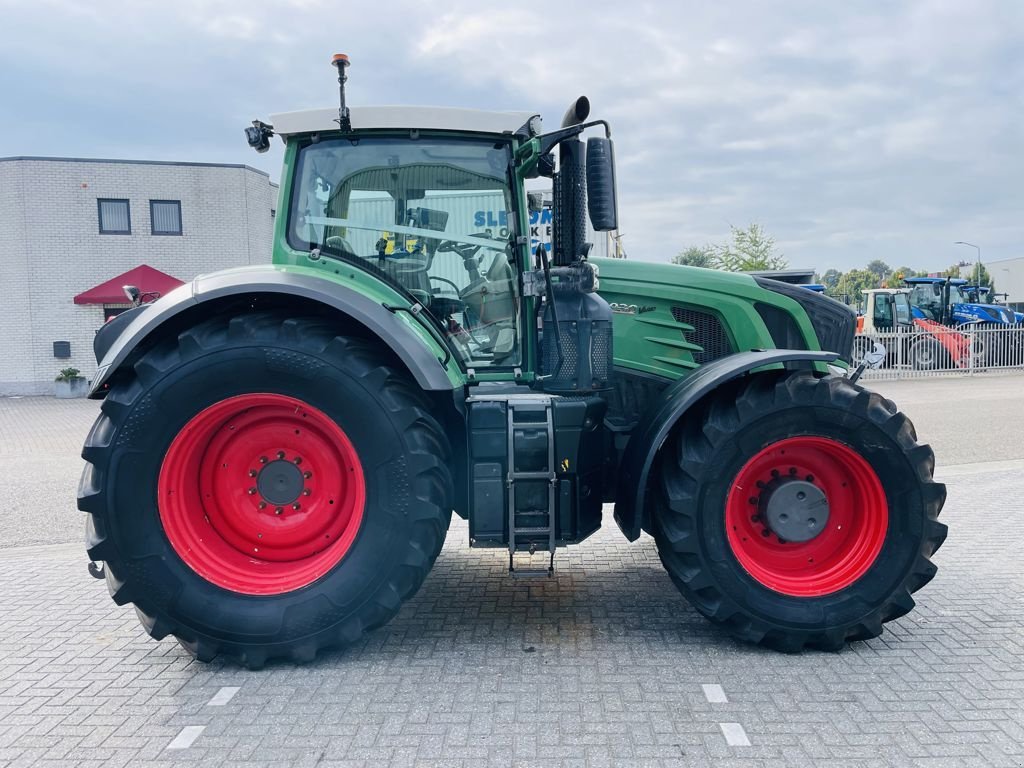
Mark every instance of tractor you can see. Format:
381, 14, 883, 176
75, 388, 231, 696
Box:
855, 288, 972, 370
78, 56, 946, 667
904, 276, 1022, 366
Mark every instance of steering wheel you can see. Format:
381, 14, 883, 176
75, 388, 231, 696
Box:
429, 276, 462, 296
435, 233, 496, 261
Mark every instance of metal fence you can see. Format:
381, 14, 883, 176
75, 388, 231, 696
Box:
857, 324, 1024, 380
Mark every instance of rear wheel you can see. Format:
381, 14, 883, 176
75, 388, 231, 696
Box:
78, 313, 452, 667
909, 336, 947, 370
653, 371, 946, 651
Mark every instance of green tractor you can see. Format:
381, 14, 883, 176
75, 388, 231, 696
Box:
79, 56, 946, 666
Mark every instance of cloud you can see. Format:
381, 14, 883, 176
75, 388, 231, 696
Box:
0, 0, 1020, 271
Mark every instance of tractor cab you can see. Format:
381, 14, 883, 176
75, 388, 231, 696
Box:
256, 69, 620, 393
904, 276, 1016, 327
903, 277, 958, 324
858, 288, 913, 335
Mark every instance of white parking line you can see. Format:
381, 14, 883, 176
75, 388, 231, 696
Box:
719, 722, 750, 747
207, 686, 240, 706
702, 683, 728, 703
166, 725, 205, 750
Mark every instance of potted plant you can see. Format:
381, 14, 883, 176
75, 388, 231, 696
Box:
55, 367, 88, 399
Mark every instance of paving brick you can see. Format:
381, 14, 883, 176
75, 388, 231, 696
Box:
2, 391, 1024, 767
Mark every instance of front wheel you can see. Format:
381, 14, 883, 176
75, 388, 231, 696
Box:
78, 313, 453, 667
653, 371, 946, 651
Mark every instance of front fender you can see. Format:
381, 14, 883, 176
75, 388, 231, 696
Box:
612, 349, 838, 542
90, 265, 459, 396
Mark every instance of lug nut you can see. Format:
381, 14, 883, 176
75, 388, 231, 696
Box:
249, 469, 258, 477
259, 456, 268, 464
292, 503, 301, 510
258, 502, 267, 510
750, 514, 760, 523
303, 471, 312, 479
789, 467, 797, 475
275, 507, 283, 515
302, 489, 311, 496
748, 496, 758, 505
294, 457, 303, 465
248, 487, 257, 495
761, 529, 771, 537
277, 451, 286, 459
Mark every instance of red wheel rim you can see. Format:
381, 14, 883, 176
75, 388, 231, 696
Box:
725, 437, 887, 597
157, 393, 365, 595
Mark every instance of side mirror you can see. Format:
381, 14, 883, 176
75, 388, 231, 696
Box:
527, 191, 544, 214
585, 137, 618, 231
122, 285, 141, 305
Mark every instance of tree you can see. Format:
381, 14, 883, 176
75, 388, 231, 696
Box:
891, 266, 917, 282
713, 223, 788, 272
673, 245, 715, 268
821, 268, 841, 291
837, 268, 880, 306
866, 260, 891, 281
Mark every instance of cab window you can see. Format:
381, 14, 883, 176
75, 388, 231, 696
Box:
288, 136, 522, 368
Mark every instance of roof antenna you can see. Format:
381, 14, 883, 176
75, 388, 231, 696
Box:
332, 53, 352, 132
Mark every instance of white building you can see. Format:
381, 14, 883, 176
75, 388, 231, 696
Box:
986, 256, 1024, 313
0, 157, 278, 395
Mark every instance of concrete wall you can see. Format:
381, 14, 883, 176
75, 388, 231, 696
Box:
0, 157, 278, 395
988, 256, 1024, 312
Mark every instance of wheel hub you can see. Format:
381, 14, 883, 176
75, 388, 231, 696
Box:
762, 479, 829, 543
725, 436, 889, 597
257, 459, 305, 505
158, 393, 366, 595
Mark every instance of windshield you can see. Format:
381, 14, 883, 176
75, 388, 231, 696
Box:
288, 136, 522, 368
894, 294, 912, 324
948, 285, 966, 304
908, 283, 945, 320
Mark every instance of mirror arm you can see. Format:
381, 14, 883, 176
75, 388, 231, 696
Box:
534, 120, 611, 156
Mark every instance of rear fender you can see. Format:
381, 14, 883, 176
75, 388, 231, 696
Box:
89, 267, 458, 396
613, 349, 839, 541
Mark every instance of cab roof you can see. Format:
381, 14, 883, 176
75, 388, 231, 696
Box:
270, 106, 539, 138
903, 276, 966, 285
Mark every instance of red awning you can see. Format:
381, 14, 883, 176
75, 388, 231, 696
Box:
74, 265, 185, 305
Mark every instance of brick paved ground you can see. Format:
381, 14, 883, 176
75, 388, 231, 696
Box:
1, 379, 1024, 767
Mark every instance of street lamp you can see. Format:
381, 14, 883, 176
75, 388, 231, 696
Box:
954, 241, 981, 286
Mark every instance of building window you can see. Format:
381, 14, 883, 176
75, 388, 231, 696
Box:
150, 200, 182, 235
98, 199, 131, 234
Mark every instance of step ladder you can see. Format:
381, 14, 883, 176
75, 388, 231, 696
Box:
506, 399, 556, 577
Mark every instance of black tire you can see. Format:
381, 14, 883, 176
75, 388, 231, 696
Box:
909, 336, 947, 370
653, 371, 946, 652
78, 312, 452, 667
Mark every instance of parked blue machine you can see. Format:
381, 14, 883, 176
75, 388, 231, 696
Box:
963, 285, 1024, 324
903, 277, 1019, 328
904, 276, 1022, 367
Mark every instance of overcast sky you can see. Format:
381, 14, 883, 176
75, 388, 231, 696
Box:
2, 0, 1020, 272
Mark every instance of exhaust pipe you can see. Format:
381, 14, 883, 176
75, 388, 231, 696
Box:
560, 96, 591, 128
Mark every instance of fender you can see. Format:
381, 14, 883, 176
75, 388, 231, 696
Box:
613, 349, 839, 542
89, 266, 457, 397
